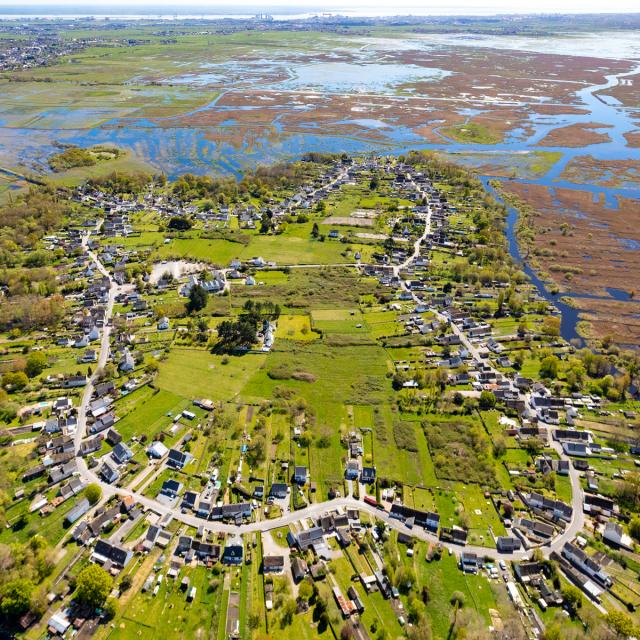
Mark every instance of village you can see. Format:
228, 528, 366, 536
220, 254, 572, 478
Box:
1, 152, 639, 640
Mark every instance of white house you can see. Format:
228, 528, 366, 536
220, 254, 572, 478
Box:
603, 522, 634, 551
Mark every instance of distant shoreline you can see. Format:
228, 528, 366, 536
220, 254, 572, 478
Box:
1, 8, 640, 20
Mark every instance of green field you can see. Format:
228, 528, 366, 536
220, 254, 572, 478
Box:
156, 348, 267, 401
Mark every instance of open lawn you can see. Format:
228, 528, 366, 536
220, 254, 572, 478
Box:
114, 387, 187, 441
106, 565, 223, 640
156, 347, 266, 401
275, 315, 320, 341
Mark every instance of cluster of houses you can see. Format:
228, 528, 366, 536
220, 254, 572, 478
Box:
263, 508, 398, 613
0, 35, 88, 71
21, 397, 85, 518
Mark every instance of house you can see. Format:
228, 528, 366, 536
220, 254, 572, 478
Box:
59, 477, 86, 500
553, 429, 592, 443
167, 448, 190, 470
100, 462, 120, 484
147, 441, 169, 459
63, 374, 88, 388
345, 460, 359, 480
347, 586, 364, 613
197, 499, 213, 519
296, 526, 324, 550
562, 542, 611, 588
158, 317, 170, 330
78, 349, 98, 364
584, 494, 618, 517
360, 466, 376, 484
440, 526, 468, 546
269, 483, 288, 499
293, 465, 308, 485
291, 557, 308, 583
160, 479, 183, 499
496, 536, 522, 553
389, 504, 440, 533
210, 502, 252, 523
563, 441, 591, 457
65, 498, 91, 525
105, 428, 122, 446
94, 381, 116, 398
112, 442, 133, 465
48, 612, 71, 636
222, 537, 244, 565
460, 553, 482, 573
119, 350, 135, 372
23, 464, 46, 482
49, 461, 77, 484
513, 517, 554, 541
181, 491, 198, 511
526, 492, 573, 522
93, 539, 132, 568
602, 522, 634, 551
263, 556, 285, 574
90, 412, 115, 434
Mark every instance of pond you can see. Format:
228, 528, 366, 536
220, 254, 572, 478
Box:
275, 62, 450, 94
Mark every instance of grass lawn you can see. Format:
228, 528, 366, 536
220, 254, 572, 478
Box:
114, 387, 187, 441
106, 565, 223, 640
555, 474, 573, 503
331, 554, 403, 639
1, 493, 83, 546
275, 315, 320, 341
155, 237, 242, 265
156, 347, 266, 401
310, 308, 368, 334
409, 546, 498, 638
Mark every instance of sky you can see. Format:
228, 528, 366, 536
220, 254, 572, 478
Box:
3, 0, 640, 14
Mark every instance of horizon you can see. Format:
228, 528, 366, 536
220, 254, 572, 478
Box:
1, 2, 640, 17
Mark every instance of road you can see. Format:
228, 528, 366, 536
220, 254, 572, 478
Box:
73, 181, 584, 563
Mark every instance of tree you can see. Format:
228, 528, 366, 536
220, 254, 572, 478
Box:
119, 574, 132, 591
280, 598, 296, 627
493, 436, 507, 458
311, 222, 320, 238
0, 579, 33, 618
25, 352, 47, 378
167, 216, 192, 231
541, 316, 561, 337
561, 586, 582, 613
216, 318, 257, 350
479, 390, 496, 410
540, 355, 560, 379
186, 284, 208, 314
1, 371, 28, 391
603, 611, 636, 638
629, 517, 640, 542
75, 564, 113, 609
298, 579, 314, 603
340, 624, 355, 640
245, 436, 266, 467
85, 483, 102, 505
450, 590, 465, 629
248, 613, 261, 629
